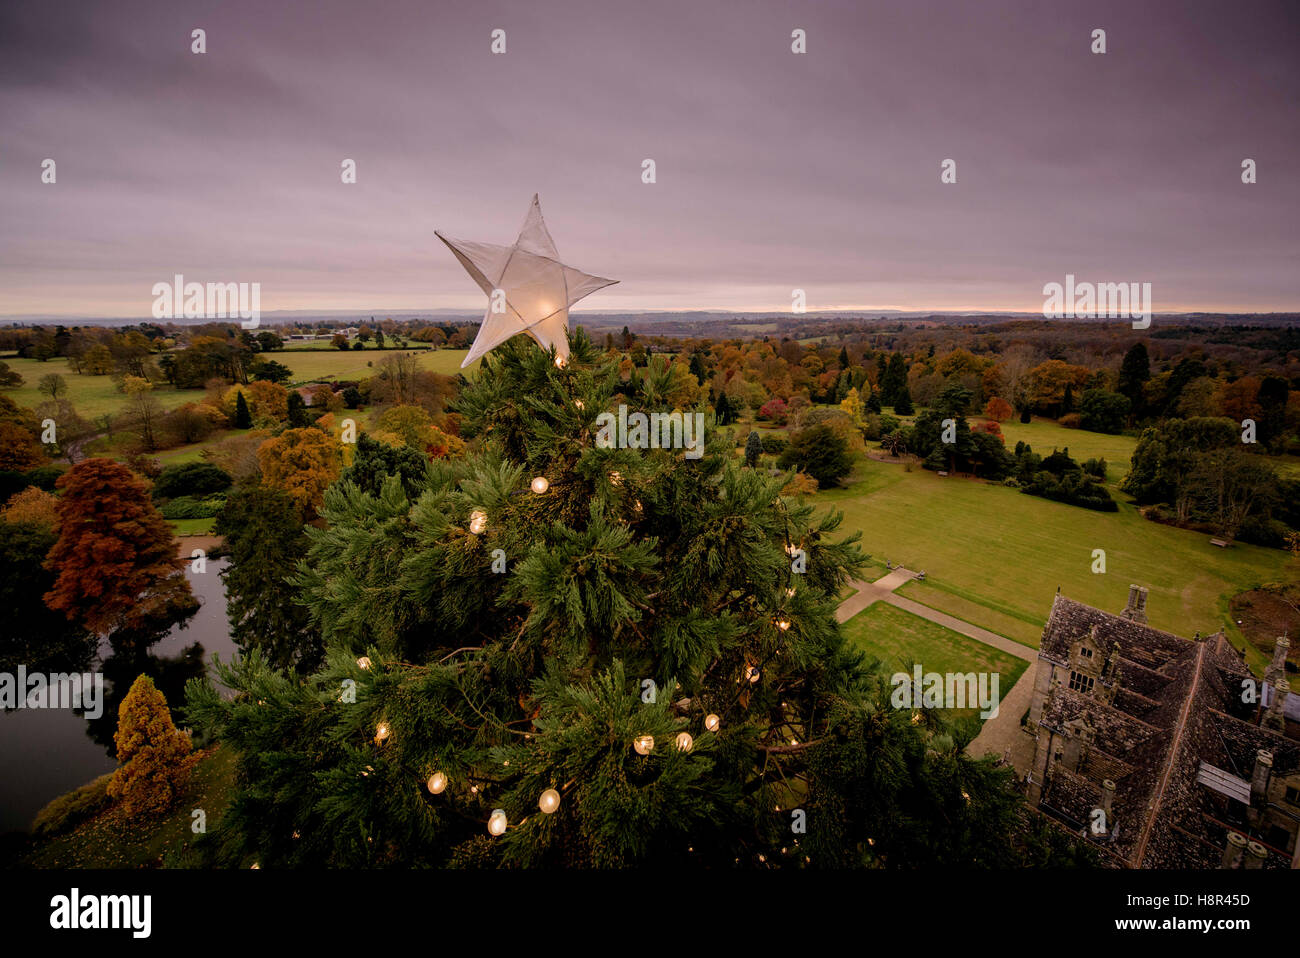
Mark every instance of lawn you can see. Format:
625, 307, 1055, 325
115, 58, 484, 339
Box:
996, 417, 1139, 484
0, 357, 197, 419
21, 745, 239, 868
276, 347, 473, 384
840, 602, 1028, 723
819, 457, 1292, 669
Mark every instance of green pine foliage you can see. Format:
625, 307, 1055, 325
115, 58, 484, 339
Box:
185, 334, 1032, 868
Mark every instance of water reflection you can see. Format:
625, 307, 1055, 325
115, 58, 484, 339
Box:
0, 558, 235, 833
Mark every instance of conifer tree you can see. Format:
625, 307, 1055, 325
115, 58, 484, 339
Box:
234, 390, 253, 429
186, 335, 1026, 868
109, 674, 196, 819
744, 429, 763, 468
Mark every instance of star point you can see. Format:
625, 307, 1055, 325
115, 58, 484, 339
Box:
437, 195, 617, 368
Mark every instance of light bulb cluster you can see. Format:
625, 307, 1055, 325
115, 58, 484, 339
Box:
468, 510, 487, 534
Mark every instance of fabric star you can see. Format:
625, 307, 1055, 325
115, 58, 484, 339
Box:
436, 194, 618, 368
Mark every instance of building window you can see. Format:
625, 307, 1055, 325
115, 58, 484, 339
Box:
1286, 785, 1300, 806
1079, 647, 1094, 659
1069, 671, 1095, 693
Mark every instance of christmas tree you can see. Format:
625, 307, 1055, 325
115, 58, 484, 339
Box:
185, 334, 1028, 868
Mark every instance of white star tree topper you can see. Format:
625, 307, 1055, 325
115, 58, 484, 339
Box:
436, 195, 618, 368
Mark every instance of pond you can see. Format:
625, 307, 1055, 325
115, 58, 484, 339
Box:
0, 558, 235, 834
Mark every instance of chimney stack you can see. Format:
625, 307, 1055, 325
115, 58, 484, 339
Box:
1251, 750, 1273, 805
1221, 831, 1248, 869
1244, 841, 1268, 869
1121, 585, 1148, 624
1265, 637, 1290, 688
1265, 678, 1290, 733
1101, 779, 1116, 822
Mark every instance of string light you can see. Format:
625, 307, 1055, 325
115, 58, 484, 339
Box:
356, 656, 372, 670
427, 772, 448, 795
554, 355, 567, 368
746, 666, 761, 684
539, 789, 561, 814
530, 476, 550, 494
574, 399, 585, 410
776, 619, 791, 631
633, 499, 643, 512
785, 587, 796, 598
488, 809, 508, 835
675, 732, 694, 752
705, 714, 720, 732
633, 735, 654, 756
469, 510, 487, 534
609, 471, 623, 485
374, 722, 391, 744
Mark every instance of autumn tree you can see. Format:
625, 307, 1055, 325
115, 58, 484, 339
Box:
1, 486, 60, 530
107, 674, 196, 819
983, 397, 1013, 422
256, 427, 344, 519
44, 458, 197, 648
120, 375, 164, 452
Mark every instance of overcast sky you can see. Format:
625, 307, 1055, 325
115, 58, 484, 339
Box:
1, 0, 1297, 318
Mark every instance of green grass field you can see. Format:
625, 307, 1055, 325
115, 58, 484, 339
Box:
996, 418, 1138, 483
0, 357, 197, 419
819, 457, 1291, 669
841, 602, 1027, 723
273, 347, 473, 384
0, 349, 474, 420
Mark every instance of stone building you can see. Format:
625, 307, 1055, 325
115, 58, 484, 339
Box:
1024, 585, 1300, 868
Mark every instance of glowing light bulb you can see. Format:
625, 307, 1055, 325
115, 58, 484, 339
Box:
356, 656, 372, 670
530, 476, 549, 494
785, 587, 796, 598
609, 471, 622, 486
633, 735, 654, 756
705, 714, 720, 732
776, 619, 791, 631
746, 666, 761, 684
374, 722, 390, 743
469, 510, 487, 534
488, 809, 507, 836
427, 771, 448, 795
539, 788, 561, 814
554, 355, 567, 368
675, 732, 694, 752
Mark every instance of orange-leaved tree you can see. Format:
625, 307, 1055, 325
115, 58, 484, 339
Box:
257, 427, 343, 520
44, 458, 196, 644
108, 674, 196, 818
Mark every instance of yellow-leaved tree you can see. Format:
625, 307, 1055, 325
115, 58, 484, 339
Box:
108, 674, 196, 819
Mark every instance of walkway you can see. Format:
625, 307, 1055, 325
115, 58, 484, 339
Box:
836, 567, 1040, 768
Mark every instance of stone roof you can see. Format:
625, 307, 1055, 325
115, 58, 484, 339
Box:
1037, 597, 1298, 868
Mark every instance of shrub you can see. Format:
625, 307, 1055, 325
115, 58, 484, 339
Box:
1081, 457, 1108, 480
1059, 413, 1083, 429
23, 464, 67, 491
152, 462, 233, 501
760, 435, 788, 454
159, 495, 226, 519
31, 773, 114, 838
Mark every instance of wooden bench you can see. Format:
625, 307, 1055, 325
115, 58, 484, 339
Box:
1210, 538, 1230, 548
